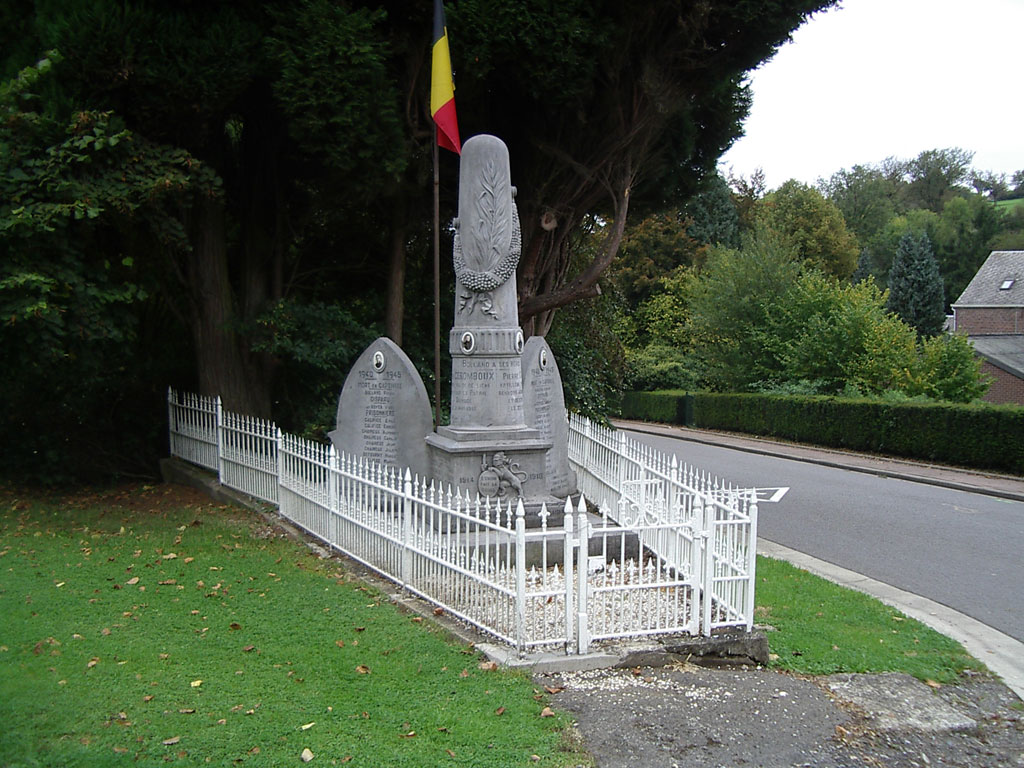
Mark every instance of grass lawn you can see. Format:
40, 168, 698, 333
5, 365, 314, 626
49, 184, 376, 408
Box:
0, 485, 581, 768
755, 555, 985, 683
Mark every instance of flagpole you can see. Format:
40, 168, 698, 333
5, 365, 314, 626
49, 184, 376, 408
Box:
432, 124, 442, 430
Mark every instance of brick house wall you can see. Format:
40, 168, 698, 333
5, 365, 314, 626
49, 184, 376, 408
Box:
980, 360, 1024, 405
954, 307, 1024, 335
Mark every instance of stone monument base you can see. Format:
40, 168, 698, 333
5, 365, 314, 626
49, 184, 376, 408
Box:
426, 426, 564, 527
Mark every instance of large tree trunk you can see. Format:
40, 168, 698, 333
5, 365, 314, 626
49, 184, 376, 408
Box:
384, 201, 407, 345
189, 198, 272, 416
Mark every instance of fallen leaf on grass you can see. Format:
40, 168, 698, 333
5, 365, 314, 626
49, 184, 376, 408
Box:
446, 749, 456, 758
162, 736, 181, 746
495, 706, 506, 716
411, 617, 423, 623
86, 657, 99, 669
478, 661, 498, 671
163, 553, 177, 560
143, 695, 154, 702
243, 645, 256, 653
335, 640, 345, 648
190, 680, 202, 688
539, 707, 555, 718
355, 665, 370, 675
179, 709, 195, 714
300, 722, 315, 731
399, 731, 416, 738
925, 680, 942, 689
229, 622, 241, 630
340, 757, 352, 764
459, 669, 469, 679
354, 626, 366, 632
301, 747, 314, 762
126, 577, 139, 586
433, 607, 444, 616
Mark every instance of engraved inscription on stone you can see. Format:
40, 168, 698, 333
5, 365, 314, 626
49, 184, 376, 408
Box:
450, 355, 525, 428
329, 337, 432, 476
521, 337, 577, 497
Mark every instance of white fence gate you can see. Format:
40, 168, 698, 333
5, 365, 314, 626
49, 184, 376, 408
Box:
167, 388, 772, 655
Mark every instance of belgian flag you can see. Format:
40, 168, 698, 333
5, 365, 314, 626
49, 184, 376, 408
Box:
431, 0, 461, 154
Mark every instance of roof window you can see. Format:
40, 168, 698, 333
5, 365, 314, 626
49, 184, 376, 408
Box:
1000, 279, 1015, 290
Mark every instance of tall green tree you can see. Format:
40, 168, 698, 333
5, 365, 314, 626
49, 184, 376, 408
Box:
683, 226, 802, 389
897, 148, 975, 213
818, 164, 897, 247
886, 232, 945, 337
758, 180, 859, 278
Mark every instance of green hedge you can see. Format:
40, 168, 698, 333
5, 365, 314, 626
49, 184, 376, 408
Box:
619, 391, 1024, 475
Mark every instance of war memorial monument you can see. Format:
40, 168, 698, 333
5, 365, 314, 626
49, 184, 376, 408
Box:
329, 134, 576, 521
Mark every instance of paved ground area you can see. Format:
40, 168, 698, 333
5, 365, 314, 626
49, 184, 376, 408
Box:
538, 663, 1024, 768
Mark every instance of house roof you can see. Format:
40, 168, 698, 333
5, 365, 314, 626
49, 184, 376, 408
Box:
953, 251, 1024, 307
970, 334, 1024, 379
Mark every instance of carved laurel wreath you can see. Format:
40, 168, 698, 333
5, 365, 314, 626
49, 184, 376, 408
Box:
453, 159, 521, 293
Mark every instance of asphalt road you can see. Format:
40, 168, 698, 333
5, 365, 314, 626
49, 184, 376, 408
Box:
623, 429, 1024, 644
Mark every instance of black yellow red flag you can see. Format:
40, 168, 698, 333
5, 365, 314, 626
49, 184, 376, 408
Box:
431, 0, 461, 154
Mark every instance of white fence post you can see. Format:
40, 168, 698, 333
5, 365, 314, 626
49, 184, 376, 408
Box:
328, 443, 338, 515
215, 396, 225, 483
575, 496, 590, 655
167, 387, 175, 457
401, 468, 413, 589
514, 499, 527, 658
562, 497, 575, 653
699, 495, 714, 636
745, 493, 759, 630
275, 428, 284, 516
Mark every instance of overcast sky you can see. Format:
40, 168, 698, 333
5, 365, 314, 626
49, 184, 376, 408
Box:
718, 0, 1024, 191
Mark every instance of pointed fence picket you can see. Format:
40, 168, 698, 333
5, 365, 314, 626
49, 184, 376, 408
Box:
167, 389, 762, 655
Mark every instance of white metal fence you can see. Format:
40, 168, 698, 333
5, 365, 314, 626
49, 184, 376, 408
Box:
167, 388, 764, 655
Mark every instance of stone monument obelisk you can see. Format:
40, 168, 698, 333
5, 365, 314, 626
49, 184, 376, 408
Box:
425, 135, 556, 515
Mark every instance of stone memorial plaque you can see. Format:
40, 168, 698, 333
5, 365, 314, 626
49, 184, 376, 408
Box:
521, 337, 577, 497
329, 337, 432, 477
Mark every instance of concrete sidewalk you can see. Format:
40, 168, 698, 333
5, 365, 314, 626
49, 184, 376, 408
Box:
613, 419, 1024, 503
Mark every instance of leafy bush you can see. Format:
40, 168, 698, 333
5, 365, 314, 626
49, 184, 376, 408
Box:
624, 343, 698, 391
